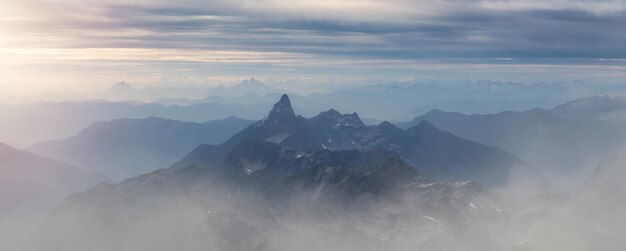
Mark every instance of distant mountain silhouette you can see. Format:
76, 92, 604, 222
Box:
208, 78, 286, 97
107, 81, 135, 92
0, 143, 107, 250
30, 116, 254, 181
398, 96, 626, 191
0, 101, 270, 148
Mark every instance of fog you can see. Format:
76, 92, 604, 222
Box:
19, 156, 626, 251
2, 84, 626, 251
4, 0, 626, 248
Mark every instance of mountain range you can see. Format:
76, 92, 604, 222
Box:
30, 116, 253, 181
398, 95, 626, 192
20, 94, 626, 251
25, 138, 619, 251
7, 79, 626, 149
0, 100, 270, 148
173, 94, 545, 195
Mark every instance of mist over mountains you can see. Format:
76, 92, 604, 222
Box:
4, 81, 626, 251
13, 93, 626, 251
23, 125, 624, 251
0, 143, 107, 251
6, 0, 626, 249
30, 116, 253, 181
399, 95, 626, 192
4, 79, 626, 148
174, 95, 545, 195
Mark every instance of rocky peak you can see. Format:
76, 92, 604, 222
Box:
268, 94, 295, 119
309, 109, 365, 129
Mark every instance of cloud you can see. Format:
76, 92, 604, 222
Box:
1, 0, 626, 92
5, 0, 625, 58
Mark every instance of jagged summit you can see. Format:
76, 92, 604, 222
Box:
239, 78, 263, 86
268, 94, 295, 118
309, 109, 365, 128
174, 93, 539, 191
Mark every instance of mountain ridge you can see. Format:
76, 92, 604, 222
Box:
30, 116, 254, 180
173, 94, 546, 195
398, 95, 626, 192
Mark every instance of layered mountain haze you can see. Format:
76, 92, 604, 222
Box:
0, 100, 269, 148
0, 143, 107, 251
11, 94, 626, 251
6, 79, 626, 149
6, 0, 626, 249
30, 116, 253, 181
209, 78, 285, 97
399, 98, 626, 192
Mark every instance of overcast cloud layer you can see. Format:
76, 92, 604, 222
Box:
1, 0, 626, 93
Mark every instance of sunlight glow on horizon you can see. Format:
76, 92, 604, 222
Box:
1, 0, 626, 95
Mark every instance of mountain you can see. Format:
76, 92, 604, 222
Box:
552, 95, 626, 136
0, 100, 270, 148
30, 116, 254, 181
553, 95, 626, 119
26, 140, 619, 251
104, 81, 137, 100
208, 78, 286, 97
0, 143, 107, 251
23, 141, 480, 251
577, 152, 626, 241
398, 103, 624, 192
107, 81, 135, 92
174, 94, 546, 195
302, 80, 626, 120
579, 152, 626, 212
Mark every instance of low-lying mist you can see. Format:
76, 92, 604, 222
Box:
22, 142, 626, 251
4, 92, 626, 251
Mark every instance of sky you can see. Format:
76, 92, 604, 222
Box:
1, 0, 626, 94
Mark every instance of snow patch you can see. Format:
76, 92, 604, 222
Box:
266, 133, 289, 143
423, 216, 436, 222
241, 158, 267, 175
